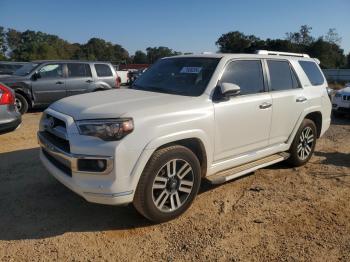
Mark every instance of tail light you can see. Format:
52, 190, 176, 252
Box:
0, 83, 15, 105
115, 76, 121, 88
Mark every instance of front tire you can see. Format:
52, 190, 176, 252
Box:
15, 93, 29, 114
287, 119, 317, 167
133, 145, 201, 223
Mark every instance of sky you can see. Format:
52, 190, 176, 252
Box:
1, 0, 349, 55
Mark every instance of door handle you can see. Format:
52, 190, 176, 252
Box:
259, 102, 272, 109
55, 81, 64, 85
296, 97, 307, 102
86, 80, 93, 83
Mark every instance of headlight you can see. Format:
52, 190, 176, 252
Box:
76, 118, 134, 141
335, 93, 342, 98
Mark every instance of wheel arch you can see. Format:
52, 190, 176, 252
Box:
304, 111, 322, 138
157, 138, 208, 178
14, 88, 32, 108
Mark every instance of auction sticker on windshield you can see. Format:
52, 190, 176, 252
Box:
180, 67, 202, 74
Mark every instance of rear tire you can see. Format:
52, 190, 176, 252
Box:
133, 145, 201, 223
287, 119, 317, 167
15, 93, 29, 114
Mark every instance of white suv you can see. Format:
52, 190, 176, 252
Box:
38, 50, 331, 222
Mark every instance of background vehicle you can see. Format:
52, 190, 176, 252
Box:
38, 51, 331, 222
0, 61, 27, 77
0, 83, 21, 133
115, 70, 129, 85
127, 68, 147, 85
1, 61, 119, 114
332, 86, 350, 117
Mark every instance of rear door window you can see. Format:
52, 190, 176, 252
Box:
267, 60, 299, 91
67, 63, 92, 77
220, 60, 265, 95
94, 64, 113, 77
298, 61, 324, 85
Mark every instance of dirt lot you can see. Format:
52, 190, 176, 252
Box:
0, 112, 349, 261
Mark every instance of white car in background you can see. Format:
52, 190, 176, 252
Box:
116, 70, 129, 85
332, 86, 350, 116
38, 51, 331, 222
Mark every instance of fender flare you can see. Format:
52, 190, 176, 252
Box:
128, 129, 212, 193
287, 106, 322, 145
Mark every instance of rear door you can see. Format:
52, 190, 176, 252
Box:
32, 63, 66, 105
66, 63, 94, 96
94, 63, 116, 88
266, 59, 306, 145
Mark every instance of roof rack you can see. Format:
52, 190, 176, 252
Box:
255, 50, 310, 58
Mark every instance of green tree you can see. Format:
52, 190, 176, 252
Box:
146, 46, 181, 63
133, 50, 148, 63
79, 38, 129, 62
325, 28, 342, 45
346, 52, 350, 68
216, 31, 265, 53
308, 38, 346, 68
0, 26, 6, 60
286, 25, 314, 46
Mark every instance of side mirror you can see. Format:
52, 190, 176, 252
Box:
220, 82, 240, 97
31, 72, 41, 81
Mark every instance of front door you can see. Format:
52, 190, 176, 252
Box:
213, 59, 272, 161
32, 63, 66, 105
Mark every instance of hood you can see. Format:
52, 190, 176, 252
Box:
0, 75, 29, 84
50, 89, 196, 120
338, 87, 350, 94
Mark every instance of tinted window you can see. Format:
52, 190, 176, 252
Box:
299, 61, 324, 85
13, 62, 39, 76
67, 63, 92, 77
95, 64, 113, 77
267, 60, 297, 91
221, 60, 264, 95
39, 64, 63, 79
132, 57, 220, 96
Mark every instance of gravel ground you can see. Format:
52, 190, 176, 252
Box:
0, 112, 349, 261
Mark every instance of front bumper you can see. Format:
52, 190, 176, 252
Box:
38, 131, 134, 205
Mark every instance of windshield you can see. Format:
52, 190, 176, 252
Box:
132, 57, 220, 96
13, 62, 40, 76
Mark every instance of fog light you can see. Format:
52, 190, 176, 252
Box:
97, 160, 106, 170
77, 159, 107, 173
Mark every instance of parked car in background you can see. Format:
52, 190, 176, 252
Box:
115, 70, 129, 85
0, 61, 27, 77
127, 68, 147, 85
1, 60, 119, 114
332, 86, 350, 117
38, 51, 331, 222
0, 83, 21, 134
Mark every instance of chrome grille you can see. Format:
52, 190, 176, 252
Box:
342, 95, 350, 101
42, 114, 70, 153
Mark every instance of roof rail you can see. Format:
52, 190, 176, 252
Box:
255, 50, 310, 58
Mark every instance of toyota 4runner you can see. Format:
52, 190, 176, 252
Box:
38, 50, 331, 222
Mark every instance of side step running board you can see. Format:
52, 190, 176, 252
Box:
207, 152, 290, 184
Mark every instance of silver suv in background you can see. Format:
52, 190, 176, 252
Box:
1, 61, 119, 114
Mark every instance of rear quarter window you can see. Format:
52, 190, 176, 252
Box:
94, 64, 113, 77
298, 61, 324, 86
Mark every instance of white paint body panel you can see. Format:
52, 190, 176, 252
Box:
39, 53, 331, 205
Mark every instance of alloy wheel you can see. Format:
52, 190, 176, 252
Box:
297, 126, 314, 160
152, 159, 194, 212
